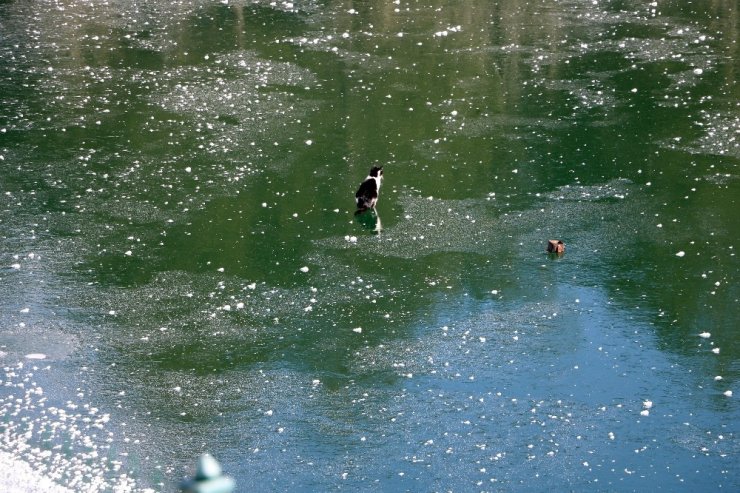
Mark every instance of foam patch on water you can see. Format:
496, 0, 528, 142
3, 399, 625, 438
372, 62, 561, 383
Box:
66, 263, 403, 370
685, 112, 740, 159
0, 451, 73, 493
0, 362, 153, 492
543, 178, 632, 202
316, 178, 646, 261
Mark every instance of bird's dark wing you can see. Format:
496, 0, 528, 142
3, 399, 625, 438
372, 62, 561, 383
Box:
356, 179, 378, 199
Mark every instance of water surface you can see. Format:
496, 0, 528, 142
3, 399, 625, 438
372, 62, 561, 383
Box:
1, 0, 738, 491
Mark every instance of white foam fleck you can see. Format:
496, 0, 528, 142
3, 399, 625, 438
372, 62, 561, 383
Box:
25, 353, 47, 360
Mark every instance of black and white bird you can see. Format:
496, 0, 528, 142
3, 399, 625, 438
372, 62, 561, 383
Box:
355, 166, 383, 212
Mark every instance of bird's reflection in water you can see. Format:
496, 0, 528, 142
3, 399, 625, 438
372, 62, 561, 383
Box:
354, 209, 382, 234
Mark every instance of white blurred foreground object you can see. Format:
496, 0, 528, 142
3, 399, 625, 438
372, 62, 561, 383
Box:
180, 454, 235, 493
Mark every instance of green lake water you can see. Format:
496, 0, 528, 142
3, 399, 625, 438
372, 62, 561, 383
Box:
1, 0, 738, 491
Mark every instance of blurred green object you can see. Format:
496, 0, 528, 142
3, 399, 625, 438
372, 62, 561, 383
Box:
180, 454, 235, 493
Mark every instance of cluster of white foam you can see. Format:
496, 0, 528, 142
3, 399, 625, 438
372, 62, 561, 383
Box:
0, 362, 151, 492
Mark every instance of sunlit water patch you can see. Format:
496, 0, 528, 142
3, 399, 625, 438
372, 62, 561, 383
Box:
0, 362, 153, 492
